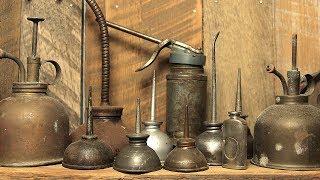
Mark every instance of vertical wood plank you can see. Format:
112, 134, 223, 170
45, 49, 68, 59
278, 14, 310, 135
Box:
19, 0, 82, 130
203, 0, 276, 131
0, 0, 21, 100
92, 0, 203, 131
274, 0, 320, 106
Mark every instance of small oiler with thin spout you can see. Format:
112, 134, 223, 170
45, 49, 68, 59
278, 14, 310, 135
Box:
252, 34, 320, 170
222, 69, 248, 170
195, 32, 223, 166
142, 70, 174, 164
62, 87, 114, 170
164, 105, 208, 172
113, 98, 161, 173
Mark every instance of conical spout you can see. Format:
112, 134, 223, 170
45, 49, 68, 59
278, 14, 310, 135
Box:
184, 105, 189, 139
86, 87, 94, 136
266, 64, 288, 95
136, 98, 141, 134
150, 70, 156, 122
211, 32, 219, 123
235, 68, 242, 112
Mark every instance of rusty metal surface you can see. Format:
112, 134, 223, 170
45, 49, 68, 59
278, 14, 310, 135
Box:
222, 111, 248, 170
63, 87, 114, 170
164, 105, 208, 172
167, 64, 207, 142
113, 98, 161, 174
252, 34, 320, 170
0, 17, 69, 167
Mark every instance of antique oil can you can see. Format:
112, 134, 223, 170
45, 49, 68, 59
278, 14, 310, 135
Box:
0, 17, 70, 166
222, 69, 248, 170
70, 0, 128, 156
195, 32, 223, 166
113, 98, 161, 174
252, 34, 320, 170
103, 21, 207, 143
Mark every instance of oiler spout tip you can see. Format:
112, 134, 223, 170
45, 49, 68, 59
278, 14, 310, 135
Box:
266, 64, 275, 73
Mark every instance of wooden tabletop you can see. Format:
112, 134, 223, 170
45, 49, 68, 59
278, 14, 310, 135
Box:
0, 163, 319, 179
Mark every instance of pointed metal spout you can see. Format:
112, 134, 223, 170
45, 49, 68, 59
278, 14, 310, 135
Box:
266, 64, 288, 95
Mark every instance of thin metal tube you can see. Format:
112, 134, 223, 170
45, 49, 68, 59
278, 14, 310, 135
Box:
292, 34, 297, 70
136, 98, 141, 133
184, 105, 189, 138
87, 87, 93, 136
150, 70, 156, 122
266, 64, 288, 95
235, 69, 242, 112
211, 32, 219, 123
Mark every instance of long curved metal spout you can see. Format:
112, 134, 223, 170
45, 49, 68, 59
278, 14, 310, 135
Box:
211, 32, 219, 123
85, 0, 111, 106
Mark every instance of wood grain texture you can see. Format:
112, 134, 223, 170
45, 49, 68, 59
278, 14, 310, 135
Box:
0, 164, 319, 179
203, 0, 275, 131
19, 0, 82, 130
86, 0, 202, 132
274, 0, 320, 105
0, 0, 21, 100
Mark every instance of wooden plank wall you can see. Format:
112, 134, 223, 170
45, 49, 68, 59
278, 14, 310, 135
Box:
0, 0, 320, 132
94, 0, 202, 131
0, 0, 21, 100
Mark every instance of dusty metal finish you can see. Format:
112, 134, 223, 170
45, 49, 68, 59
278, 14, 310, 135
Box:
102, 19, 207, 143
63, 88, 114, 170
252, 34, 320, 170
222, 111, 248, 170
113, 98, 161, 174
0, 17, 69, 167
71, 0, 128, 155
164, 105, 208, 172
195, 32, 222, 166
142, 70, 173, 164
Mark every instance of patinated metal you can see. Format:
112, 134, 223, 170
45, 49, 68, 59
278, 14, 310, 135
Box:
164, 105, 208, 172
104, 21, 207, 142
222, 69, 248, 170
301, 70, 320, 108
63, 87, 114, 170
113, 98, 161, 174
252, 34, 320, 170
0, 17, 69, 166
70, 0, 128, 156
142, 70, 173, 164
195, 32, 222, 166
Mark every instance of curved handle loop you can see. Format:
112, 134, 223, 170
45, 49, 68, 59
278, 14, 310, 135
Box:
135, 39, 173, 72
0, 49, 26, 82
40, 60, 62, 85
300, 74, 315, 96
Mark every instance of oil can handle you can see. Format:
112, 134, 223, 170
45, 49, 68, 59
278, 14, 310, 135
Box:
0, 49, 26, 82
40, 60, 62, 85
135, 39, 172, 72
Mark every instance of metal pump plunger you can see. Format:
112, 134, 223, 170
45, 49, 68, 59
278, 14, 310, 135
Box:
195, 32, 223, 166
113, 98, 161, 174
252, 34, 320, 170
62, 87, 114, 170
164, 105, 208, 172
142, 70, 174, 164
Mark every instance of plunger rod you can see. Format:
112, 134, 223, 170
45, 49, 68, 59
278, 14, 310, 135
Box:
235, 69, 242, 112
292, 34, 297, 70
150, 70, 156, 122
87, 87, 94, 136
184, 105, 189, 138
136, 98, 141, 133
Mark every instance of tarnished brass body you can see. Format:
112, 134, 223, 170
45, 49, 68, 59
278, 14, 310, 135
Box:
195, 32, 222, 166
0, 17, 69, 166
164, 106, 208, 172
252, 35, 320, 170
63, 88, 113, 170
113, 99, 161, 173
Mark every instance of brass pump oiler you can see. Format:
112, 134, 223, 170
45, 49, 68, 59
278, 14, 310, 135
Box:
195, 32, 223, 166
164, 105, 208, 172
252, 34, 320, 170
0, 17, 69, 166
113, 98, 161, 174
63, 87, 114, 170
